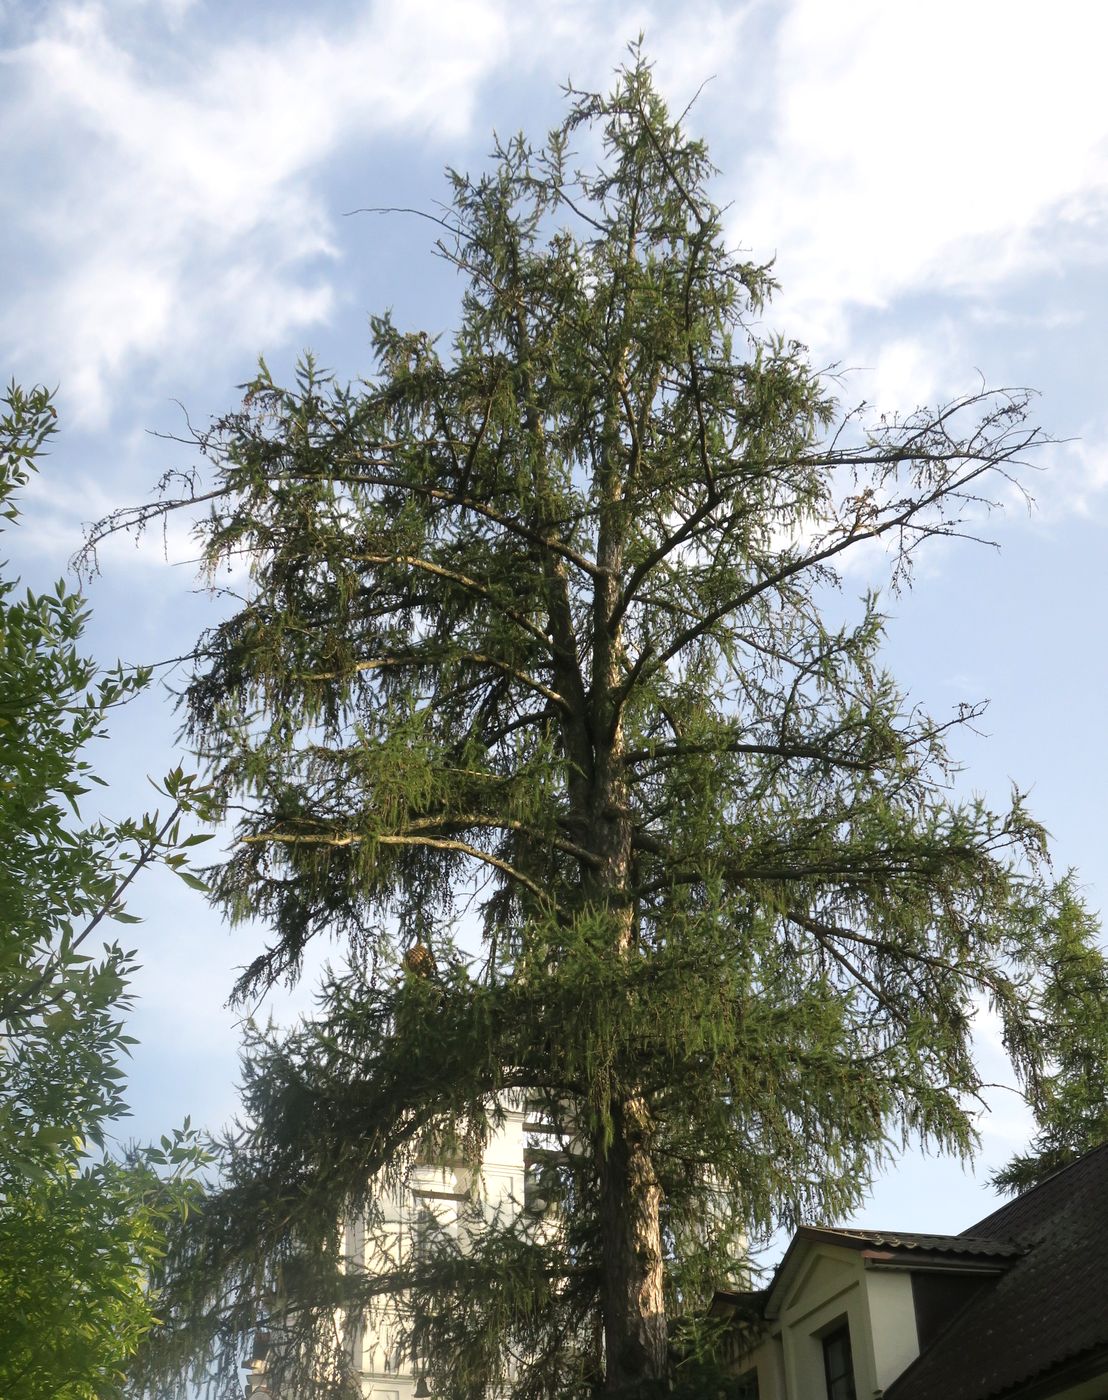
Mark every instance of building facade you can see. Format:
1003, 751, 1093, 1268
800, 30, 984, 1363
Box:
718, 1144, 1108, 1400
347, 1100, 538, 1399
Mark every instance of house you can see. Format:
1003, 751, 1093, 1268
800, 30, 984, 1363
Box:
715, 1142, 1108, 1400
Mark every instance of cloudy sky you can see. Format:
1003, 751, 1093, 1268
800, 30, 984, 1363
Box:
4, 0, 1108, 1250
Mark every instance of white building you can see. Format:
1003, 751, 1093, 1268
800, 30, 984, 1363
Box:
346, 1099, 541, 1400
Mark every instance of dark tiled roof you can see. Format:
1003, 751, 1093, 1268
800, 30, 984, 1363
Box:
760, 1224, 1022, 1320
796, 1225, 1024, 1259
885, 1143, 1108, 1400
710, 1288, 768, 1312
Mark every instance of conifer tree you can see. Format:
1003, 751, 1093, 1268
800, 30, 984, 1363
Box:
94, 56, 1108, 1399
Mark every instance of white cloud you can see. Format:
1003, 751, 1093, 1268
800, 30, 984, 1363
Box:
9, 0, 1108, 433
0, 0, 513, 426
643, 3, 751, 101
0, 0, 760, 432
503, 0, 750, 101
1025, 436, 1108, 522
967, 997, 1037, 1152
851, 333, 949, 416
729, 0, 1108, 356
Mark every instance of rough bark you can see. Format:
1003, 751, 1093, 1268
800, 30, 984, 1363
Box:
583, 490, 668, 1388
598, 1096, 667, 1391
580, 779, 666, 1391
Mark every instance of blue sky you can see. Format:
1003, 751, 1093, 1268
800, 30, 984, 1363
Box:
4, 0, 1108, 1252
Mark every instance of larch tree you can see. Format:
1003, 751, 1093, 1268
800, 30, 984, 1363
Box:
91, 58, 1107, 1400
990, 884, 1108, 1196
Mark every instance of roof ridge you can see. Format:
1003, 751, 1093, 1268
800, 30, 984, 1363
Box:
803, 1224, 1017, 1246
964, 1140, 1108, 1237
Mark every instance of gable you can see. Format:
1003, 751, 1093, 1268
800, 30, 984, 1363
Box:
781, 1248, 859, 1325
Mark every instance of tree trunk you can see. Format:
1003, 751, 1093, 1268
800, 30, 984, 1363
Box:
598, 1095, 667, 1391
584, 797, 667, 1390
586, 379, 668, 1390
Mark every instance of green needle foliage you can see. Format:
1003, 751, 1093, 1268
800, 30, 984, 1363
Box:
0, 385, 211, 1399
92, 56, 1107, 1399
991, 881, 1108, 1194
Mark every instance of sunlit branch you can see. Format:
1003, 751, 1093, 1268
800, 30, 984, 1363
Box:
241, 829, 556, 907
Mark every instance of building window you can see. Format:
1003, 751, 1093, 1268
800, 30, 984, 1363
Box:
822, 1323, 857, 1400
735, 1366, 760, 1399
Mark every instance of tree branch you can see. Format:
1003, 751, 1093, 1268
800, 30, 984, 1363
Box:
241, 829, 557, 907
295, 652, 570, 713
352, 554, 554, 655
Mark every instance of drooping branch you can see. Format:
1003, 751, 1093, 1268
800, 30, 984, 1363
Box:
622, 738, 877, 773
241, 829, 559, 908
351, 553, 557, 656
324, 465, 606, 580
294, 651, 571, 713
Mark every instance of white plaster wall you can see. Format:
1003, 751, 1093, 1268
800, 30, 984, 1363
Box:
863, 1269, 919, 1392
732, 1333, 785, 1400
351, 1100, 530, 1396
778, 1249, 872, 1400
753, 1248, 924, 1400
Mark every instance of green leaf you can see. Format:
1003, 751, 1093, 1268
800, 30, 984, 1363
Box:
173, 870, 209, 892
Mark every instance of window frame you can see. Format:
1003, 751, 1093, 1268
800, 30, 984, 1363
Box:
821, 1320, 857, 1400
734, 1364, 760, 1399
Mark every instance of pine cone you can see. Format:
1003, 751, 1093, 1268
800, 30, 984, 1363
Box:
403, 943, 437, 979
